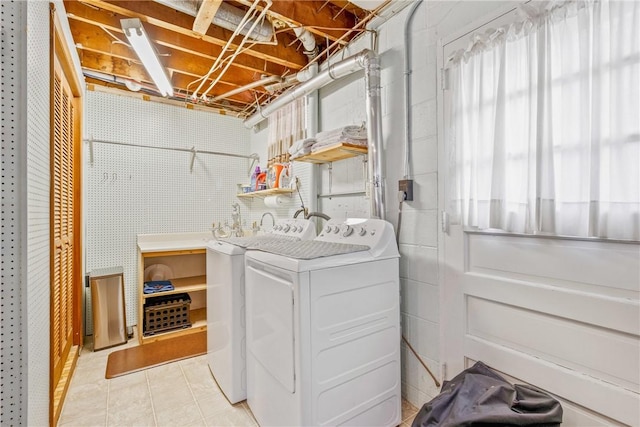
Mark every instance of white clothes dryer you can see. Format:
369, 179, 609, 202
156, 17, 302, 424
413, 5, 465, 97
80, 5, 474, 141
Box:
205, 218, 316, 404
244, 218, 401, 426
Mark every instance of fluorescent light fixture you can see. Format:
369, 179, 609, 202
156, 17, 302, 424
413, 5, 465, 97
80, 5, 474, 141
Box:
121, 18, 173, 97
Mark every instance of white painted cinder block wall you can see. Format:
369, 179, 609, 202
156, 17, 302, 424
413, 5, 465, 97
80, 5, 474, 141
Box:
249, 0, 516, 408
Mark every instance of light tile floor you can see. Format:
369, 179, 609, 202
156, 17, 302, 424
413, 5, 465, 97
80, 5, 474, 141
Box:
59, 335, 419, 427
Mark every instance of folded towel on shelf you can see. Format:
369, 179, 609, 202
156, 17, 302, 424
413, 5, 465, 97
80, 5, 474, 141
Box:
315, 124, 367, 144
308, 124, 368, 152
290, 146, 313, 160
341, 125, 368, 140
288, 138, 317, 156
143, 280, 174, 294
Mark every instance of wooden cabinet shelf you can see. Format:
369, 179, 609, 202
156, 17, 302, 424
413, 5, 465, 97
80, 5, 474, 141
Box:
236, 187, 296, 198
137, 246, 207, 345
141, 275, 206, 300
293, 142, 367, 164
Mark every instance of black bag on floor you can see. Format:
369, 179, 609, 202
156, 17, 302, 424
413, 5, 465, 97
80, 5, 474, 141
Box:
412, 361, 562, 427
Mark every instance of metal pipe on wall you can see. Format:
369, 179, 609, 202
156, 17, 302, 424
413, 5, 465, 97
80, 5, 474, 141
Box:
403, 0, 423, 179
243, 49, 386, 219
363, 54, 385, 219
306, 63, 320, 214
243, 50, 373, 128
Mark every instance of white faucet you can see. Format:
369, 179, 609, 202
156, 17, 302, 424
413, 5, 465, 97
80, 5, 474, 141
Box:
231, 203, 244, 237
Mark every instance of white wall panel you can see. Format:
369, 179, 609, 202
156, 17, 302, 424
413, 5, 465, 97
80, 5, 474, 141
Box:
467, 296, 639, 391
468, 234, 640, 297
1, 2, 27, 424
85, 91, 251, 329
26, 1, 53, 424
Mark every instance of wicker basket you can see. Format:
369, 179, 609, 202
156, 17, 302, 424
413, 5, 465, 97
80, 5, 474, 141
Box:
143, 293, 191, 336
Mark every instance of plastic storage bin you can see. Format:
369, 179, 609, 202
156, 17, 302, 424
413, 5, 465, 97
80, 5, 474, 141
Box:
143, 293, 191, 336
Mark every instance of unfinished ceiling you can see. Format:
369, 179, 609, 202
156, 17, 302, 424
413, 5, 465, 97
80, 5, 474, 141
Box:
63, 0, 390, 116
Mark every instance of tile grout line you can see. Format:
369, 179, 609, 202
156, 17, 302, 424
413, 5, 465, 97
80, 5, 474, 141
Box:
180, 363, 208, 425
105, 377, 110, 427
145, 370, 159, 427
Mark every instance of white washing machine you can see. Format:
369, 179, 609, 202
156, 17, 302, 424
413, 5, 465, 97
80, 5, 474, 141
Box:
244, 218, 401, 426
206, 218, 316, 404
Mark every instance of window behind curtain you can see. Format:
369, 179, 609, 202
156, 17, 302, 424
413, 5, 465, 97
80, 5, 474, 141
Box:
447, 0, 639, 240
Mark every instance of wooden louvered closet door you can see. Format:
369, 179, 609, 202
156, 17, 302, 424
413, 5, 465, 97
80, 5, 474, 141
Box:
51, 54, 75, 391
50, 6, 82, 425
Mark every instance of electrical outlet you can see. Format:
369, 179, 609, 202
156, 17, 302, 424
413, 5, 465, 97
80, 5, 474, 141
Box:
399, 179, 414, 201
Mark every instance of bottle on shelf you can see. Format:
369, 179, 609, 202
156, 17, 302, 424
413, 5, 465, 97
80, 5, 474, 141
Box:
250, 166, 261, 192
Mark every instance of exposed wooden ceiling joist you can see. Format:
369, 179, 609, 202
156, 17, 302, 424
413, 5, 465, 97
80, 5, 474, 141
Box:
193, 0, 224, 34
233, 0, 357, 44
63, 0, 377, 115
66, 2, 291, 78
77, 0, 308, 69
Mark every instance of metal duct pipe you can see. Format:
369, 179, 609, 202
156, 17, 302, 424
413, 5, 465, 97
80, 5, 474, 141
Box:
363, 54, 385, 219
213, 1, 273, 42
154, 0, 273, 41
209, 75, 282, 102
243, 49, 386, 219
292, 25, 318, 59
244, 49, 373, 127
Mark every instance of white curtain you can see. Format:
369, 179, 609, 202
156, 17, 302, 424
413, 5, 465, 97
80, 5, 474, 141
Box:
448, 0, 640, 240
267, 97, 306, 166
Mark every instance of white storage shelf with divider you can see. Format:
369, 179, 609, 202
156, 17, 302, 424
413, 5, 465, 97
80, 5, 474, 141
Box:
137, 232, 212, 345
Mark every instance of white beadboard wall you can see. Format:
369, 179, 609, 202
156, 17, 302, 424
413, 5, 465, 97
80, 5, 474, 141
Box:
26, 0, 53, 424
251, 0, 514, 409
84, 91, 253, 328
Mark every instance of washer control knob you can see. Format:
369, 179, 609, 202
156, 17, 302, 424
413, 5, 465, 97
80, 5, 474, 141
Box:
358, 227, 367, 236
333, 226, 340, 234
341, 224, 354, 237
283, 225, 291, 232
324, 225, 332, 233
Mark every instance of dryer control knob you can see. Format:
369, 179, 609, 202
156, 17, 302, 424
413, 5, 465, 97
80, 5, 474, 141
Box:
358, 227, 367, 236
332, 226, 340, 234
292, 226, 299, 232
283, 225, 291, 232
324, 225, 332, 233
341, 225, 354, 237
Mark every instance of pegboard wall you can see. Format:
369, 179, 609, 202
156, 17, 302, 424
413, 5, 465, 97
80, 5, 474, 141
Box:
25, 1, 53, 425
1, 1, 26, 425
84, 91, 253, 331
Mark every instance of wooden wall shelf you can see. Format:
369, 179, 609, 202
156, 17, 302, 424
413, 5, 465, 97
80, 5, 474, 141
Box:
236, 188, 296, 198
293, 142, 368, 164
